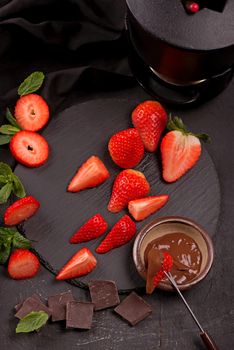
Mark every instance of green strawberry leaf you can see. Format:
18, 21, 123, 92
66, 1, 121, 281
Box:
0, 162, 13, 176
18, 72, 45, 96
6, 108, 21, 129
12, 232, 31, 249
0, 239, 11, 264
16, 311, 49, 333
12, 174, 26, 198
0, 124, 20, 135
0, 135, 11, 145
0, 182, 12, 204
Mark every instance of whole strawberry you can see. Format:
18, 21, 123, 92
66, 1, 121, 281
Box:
108, 128, 144, 169
161, 116, 210, 183
96, 215, 136, 254
132, 100, 167, 152
108, 169, 150, 213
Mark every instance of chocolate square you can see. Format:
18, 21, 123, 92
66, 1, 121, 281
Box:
88, 280, 120, 310
15, 293, 41, 312
114, 292, 152, 326
66, 301, 94, 330
15, 296, 51, 319
48, 290, 74, 322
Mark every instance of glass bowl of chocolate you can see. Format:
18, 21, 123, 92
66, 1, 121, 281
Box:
133, 216, 214, 292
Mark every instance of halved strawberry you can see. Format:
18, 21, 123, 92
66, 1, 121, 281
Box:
161, 117, 210, 182
8, 249, 40, 280
67, 156, 110, 192
10, 130, 49, 168
70, 214, 108, 244
4, 196, 40, 226
96, 215, 136, 254
132, 101, 167, 152
108, 128, 144, 169
108, 169, 150, 213
128, 195, 169, 221
56, 247, 97, 280
15, 94, 49, 132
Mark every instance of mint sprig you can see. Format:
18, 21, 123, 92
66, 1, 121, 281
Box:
18, 71, 45, 96
0, 162, 26, 203
0, 109, 21, 145
16, 311, 49, 333
0, 227, 31, 264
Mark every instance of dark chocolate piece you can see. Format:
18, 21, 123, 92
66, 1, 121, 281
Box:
66, 301, 94, 330
114, 292, 152, 326
15, 296, 51, 319
48, 290, 74, 322
88, 280, 120, 310
15, 293, 41, 312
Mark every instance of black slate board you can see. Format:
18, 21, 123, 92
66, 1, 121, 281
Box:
14, 97, 220, 291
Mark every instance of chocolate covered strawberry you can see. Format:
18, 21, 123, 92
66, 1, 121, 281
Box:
128, 195, 169, 221
132, 100, 167, 152
108, 169, 150, 213
4, 195, 40, 226
67, 156, 110, 192
108, 128, 144, 169
70, 214, 108, 244
96, 215, 136, 254
8, 249, 40, 280
161, 116, 210, 183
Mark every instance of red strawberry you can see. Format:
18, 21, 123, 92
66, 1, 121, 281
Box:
161, 116, 210, 182
132, 100, 167, 152
108, 128, 144, 169
70, 214, 108, 244
108, 169, 150, 213
15, 94, 49, 132
67, 156, 110, 192
128, 195, 169, 221
56, 247, 97, 280
8, 249, 40, 280
96, 215, 136, 254
10, 130, 49, 168
4, 196, 40, 226
153, 252, 173, 289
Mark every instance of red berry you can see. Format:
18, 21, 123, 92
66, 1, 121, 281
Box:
4, 196, 40, 226
187, 2, 199, 13
153, 252, 173, 288
15, 94, 49, 132
8, 249, 40, 280
128, 195, 169, 221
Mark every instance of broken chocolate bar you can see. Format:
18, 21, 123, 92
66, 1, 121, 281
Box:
15, 293, 41, 312
66, 301, 94, 330
15, 296, 51, 319
88, 280, 120, 310
114, 292, 152, 326
48, 290, 74, 322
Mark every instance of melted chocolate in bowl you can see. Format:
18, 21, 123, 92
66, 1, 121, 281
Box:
144, 232, 202, 285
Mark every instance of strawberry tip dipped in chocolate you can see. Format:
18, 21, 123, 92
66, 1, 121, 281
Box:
161, 116, 210, 183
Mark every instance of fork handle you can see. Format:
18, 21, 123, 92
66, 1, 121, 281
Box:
200, 332, 219, 350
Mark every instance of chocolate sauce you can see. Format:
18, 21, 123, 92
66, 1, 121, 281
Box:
144, 232, 202, 287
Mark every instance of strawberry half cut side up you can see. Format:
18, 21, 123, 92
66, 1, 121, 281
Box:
56, 247, 97, 280
8, 249, 40, 280
4, 196, 40, 226
70, 214, 108, 244
161, 116, 210, 183
67, 156, 110, 192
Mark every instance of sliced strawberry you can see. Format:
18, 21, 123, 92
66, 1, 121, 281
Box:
108, 169, 150, 213
108, 128, 144, 169
67, 156, 110, 192
128, 195, 169, 221
8, 249, 40, 280
70, 214, 108, 244
161, 117, 209, 182
132, 100, 167, 152
15, 94, 49, 132
10, 130, 49, 168
96, 215, 136, 254
153, 252, 173, 289
4, 196, 40, 226
56, 247, 97, 280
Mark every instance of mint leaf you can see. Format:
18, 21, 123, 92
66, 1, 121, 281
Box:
0, 227, 16, 236
0, 135, 11, 145
0, 239, 11, 264
0, 125, 20, 135
0, 182, 12, 203
0, 162, 13, 176
16, 311, 49, 333
12, 232, 31, 249
12, 174, 26, 198
18, 72, 45, 96
0, 175, 7, 186
6, 108, 21, 129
